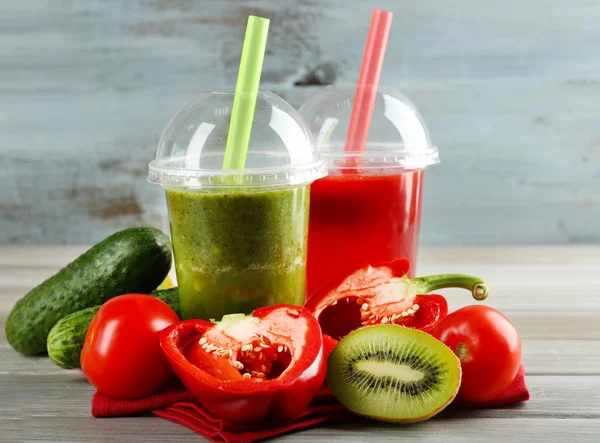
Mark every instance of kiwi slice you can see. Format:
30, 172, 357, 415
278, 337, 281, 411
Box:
327, 325, 461, 423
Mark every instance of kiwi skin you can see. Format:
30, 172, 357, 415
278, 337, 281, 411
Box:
327, 325, 462, 424
391, 385, 461, 424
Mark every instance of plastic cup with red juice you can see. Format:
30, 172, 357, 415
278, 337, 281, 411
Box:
299, 85, 439, 296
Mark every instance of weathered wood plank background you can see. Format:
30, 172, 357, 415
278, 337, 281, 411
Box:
1, 0, 599, 245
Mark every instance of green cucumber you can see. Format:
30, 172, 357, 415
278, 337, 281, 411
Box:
6, 227, 172, 355
47, 288, 180, 369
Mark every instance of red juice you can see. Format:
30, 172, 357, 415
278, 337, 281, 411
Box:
307, 170, 424, 296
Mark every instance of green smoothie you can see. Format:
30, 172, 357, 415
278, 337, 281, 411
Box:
167, 185, 310, 320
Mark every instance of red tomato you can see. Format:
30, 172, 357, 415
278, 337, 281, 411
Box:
434, 305, 521, 403
81, 294, 180, 399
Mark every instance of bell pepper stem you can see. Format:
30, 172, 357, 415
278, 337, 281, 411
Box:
410, 274, 489, 301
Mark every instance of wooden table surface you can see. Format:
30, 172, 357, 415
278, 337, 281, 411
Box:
2, 246, 599, 442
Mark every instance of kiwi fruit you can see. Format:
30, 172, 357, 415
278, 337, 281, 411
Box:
327, 325, 461, 423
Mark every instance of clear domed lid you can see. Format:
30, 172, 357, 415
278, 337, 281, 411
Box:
149, 91, 326, 189
298, 84, 439, 171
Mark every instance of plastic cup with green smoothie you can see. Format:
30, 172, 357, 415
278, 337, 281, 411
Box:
148, 91, 326, 320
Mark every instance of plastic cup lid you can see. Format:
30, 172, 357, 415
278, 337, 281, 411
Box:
298, 84, 439, 171
148, 91, 326, 189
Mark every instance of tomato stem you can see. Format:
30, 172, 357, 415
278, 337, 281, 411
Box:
411, 274, 489, 301
455, 343, 469, 359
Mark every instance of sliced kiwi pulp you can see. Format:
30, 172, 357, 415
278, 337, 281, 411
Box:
327, 325, 461, 423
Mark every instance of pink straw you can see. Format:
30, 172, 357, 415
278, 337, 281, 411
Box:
345, 9, 393, 153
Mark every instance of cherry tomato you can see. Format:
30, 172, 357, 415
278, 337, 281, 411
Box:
434, 305, 521, 403
81, 294, 180, 399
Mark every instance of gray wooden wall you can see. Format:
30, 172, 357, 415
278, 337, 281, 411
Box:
1, 0, 599, 245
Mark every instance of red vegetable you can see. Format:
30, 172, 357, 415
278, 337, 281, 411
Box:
160, 304, 327, 424
322, 334, 338, 361
305, 258, 489, 340
435, 305, 522, 403
81, 294, 180, 399
320, 333, 339, 391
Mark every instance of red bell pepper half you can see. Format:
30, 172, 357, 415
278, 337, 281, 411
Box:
305, 258, 489, 340
159, 304, 327, 425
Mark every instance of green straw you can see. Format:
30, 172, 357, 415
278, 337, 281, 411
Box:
222, 15, 270, 170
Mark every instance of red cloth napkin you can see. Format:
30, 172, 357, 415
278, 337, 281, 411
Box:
92, 365, 529, 443
455, 364, 530, 408
93, 384, 353, 443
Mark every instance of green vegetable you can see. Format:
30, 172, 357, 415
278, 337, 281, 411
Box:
5, 227, 172, 355
47, 288, 180, 369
